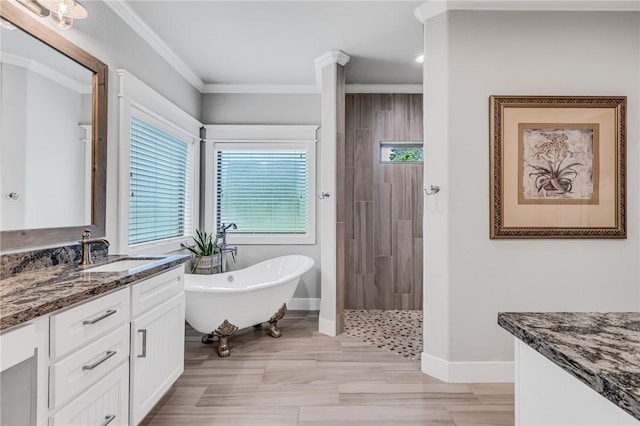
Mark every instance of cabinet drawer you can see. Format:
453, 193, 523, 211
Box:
131, 266, 183, 317
50, 324, 129, 409
49, 361, 129, 426
50, 288, 130, 359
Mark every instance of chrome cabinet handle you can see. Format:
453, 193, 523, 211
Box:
82, 350, 116, 371
83, 309, 116, 325
138, 329, 147, 358
101, 414, 116, 426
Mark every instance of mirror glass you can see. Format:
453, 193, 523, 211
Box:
0, 2, 107, 252
1, 24, 94, 231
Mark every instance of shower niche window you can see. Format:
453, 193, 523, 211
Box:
379, 141, 423, 163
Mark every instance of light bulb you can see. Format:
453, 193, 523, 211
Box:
50, 12, 73, 30
39, 0, 87, 19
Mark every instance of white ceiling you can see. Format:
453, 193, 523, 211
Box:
120, 1, 424, 88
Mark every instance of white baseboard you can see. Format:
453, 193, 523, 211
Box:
318, 316, 336, 337
289, 297, 320, 311
421, 352, 514, 383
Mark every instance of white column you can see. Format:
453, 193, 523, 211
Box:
316, 51, 349, 337
415, 4, 452, 380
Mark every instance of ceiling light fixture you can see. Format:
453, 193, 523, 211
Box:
15, 0, 88, 30
414, 54, 424, 64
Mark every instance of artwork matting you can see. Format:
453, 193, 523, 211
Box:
490, 96, 626, 239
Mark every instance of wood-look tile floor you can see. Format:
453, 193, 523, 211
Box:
141, 311, 514, 426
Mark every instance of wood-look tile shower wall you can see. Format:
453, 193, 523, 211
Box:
343, 94, 423, 310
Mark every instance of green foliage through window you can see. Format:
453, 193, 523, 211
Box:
216, 150, 309, 234
380, 142, 423, 163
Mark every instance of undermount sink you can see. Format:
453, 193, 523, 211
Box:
84, 259, 158, 273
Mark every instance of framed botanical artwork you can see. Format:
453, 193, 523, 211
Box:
490, 96, 626, 239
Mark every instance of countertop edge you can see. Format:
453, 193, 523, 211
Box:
1, 255, 189, 332
498, 312, 640, 421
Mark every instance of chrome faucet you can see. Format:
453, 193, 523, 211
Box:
79, 229, 110, 266
214, 223, 237, 273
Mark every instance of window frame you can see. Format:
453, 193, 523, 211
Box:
379, 140, 424, 163
117, 70, 200, 254
203, 125, 318, 246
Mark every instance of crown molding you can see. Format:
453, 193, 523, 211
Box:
346, 84, 423, 94
203, 84, 320, 94
201, 83, 424, 95
103, 0, 205, 92
315, 50, 351, 69
415, 1, 448, 22
314, 50, 350, 85
415, 0, 640, 22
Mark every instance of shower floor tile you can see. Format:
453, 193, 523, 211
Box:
343, 309, 422, 361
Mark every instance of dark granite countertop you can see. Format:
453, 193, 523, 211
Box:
498, 312, 640, 420
0, 254, 189, 331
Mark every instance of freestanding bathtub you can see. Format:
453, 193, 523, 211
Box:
184, 255, 314, 357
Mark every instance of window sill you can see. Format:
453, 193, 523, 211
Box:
127, 237, 192, 255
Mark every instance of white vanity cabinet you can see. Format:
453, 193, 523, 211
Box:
129, 267, 185, 425
48, 287, 131, 426
4, 265, 188, 426
0, 323, 37, 426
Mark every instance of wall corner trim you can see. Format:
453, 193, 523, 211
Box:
415, 0, 640, 23
318, 317, 337, 337
421, 352, 515, 383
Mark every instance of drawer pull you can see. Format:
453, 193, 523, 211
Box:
101, 414, 116, 426
138, 329, 147, 358
82, 350, 116, 371
83, 309, 116, 326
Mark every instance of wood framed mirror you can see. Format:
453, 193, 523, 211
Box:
0, 1, 107, 251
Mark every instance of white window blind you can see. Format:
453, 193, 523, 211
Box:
216, 150, 309, 235
129, 116, 192, 245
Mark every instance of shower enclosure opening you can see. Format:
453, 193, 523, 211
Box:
340, 93, 424, 361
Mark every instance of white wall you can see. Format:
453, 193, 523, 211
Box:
423, 10, 640, 380
202, 93, 322, 301
201, 93, 320, 124
23, 2, 203, 250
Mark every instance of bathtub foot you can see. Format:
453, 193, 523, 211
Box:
214, 319, 239, 357
201, 334, 215, 344
268, 303, 287, 338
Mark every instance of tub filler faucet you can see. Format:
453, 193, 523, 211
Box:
79, 229, 110, 266
215, 223, 237, 273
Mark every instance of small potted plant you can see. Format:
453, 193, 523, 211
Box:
181, 230, 220, 274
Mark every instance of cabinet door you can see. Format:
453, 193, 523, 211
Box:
130, 293, 185, 425
49, 362, 129, 426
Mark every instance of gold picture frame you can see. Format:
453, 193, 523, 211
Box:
490, 96, 626, 239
